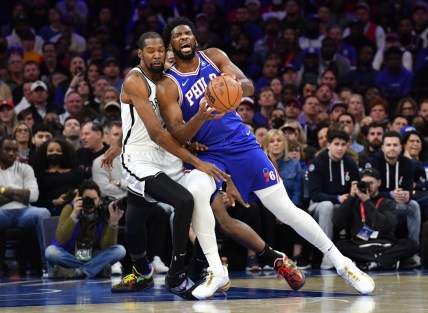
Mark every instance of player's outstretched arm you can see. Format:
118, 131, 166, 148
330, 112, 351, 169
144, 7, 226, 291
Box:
205, 48, 254, 97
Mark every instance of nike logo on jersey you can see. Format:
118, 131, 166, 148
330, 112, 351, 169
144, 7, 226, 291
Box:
182, 78, 189, 86
246, 130, 250, 136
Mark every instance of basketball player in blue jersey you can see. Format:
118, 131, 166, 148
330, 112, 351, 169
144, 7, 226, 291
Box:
109, 32, 232, 298
157, 17, 375, 295
103, 32, 306, 300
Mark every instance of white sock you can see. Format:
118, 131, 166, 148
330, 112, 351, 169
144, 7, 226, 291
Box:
185, 170, 224, 276
255, 185, 346, 269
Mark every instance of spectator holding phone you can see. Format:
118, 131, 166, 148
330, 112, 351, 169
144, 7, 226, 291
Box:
45, 179, 125, 278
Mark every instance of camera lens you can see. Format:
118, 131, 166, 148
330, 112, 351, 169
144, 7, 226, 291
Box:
357, 181, 368, 193
82, 197, 95, 210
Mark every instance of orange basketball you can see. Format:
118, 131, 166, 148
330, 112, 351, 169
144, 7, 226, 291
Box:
205, 75, 243, 112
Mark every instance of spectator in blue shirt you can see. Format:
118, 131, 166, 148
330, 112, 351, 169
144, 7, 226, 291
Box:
375, 47, 413, 99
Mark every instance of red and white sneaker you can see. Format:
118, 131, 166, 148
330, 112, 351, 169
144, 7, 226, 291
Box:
274, 252, 305, 291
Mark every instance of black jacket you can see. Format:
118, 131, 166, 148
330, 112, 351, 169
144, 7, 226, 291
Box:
333, 194, 397, 242
366, 152, 414, 197
308, 149, 359, 203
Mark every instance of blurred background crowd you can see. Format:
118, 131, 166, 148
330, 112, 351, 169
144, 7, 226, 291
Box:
0, 0, 428, 277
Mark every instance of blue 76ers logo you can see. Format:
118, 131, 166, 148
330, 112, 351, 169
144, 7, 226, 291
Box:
263, 168, 276, 182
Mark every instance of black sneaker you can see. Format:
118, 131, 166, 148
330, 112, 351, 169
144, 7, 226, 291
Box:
165, 271, 199, 300
111, 265, 154, 293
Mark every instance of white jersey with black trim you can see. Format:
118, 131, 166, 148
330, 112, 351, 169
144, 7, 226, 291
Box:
120, 66, 164, 151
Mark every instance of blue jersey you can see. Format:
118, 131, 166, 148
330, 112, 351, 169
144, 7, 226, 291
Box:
163, 51, 281, 202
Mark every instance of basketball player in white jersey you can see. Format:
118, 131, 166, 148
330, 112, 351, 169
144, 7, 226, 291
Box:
110, 32, 230, 298
105, 31, 309, 300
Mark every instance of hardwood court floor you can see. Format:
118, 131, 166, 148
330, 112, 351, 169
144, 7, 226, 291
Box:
0, 269, 427, 313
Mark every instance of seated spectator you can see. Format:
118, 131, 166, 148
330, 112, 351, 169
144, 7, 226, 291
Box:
283, 97, 302, 120
308, 128, 359, 269
373, 32, 413, 71
298, 95, 320, 148
62, 117, 81, 150
16, 107, 35, 130
375, 47, 414, 100
278, 84, 299, 109
401, 128, 428, 222
348, 94, 366, 134
13, 81, 33, 115
59, 91, 84, 125
76, 121, 109, 179
368, 97, 389, 124
254, 125, 268, 146
28, 124, 54, 167
253, 87, 277, 128
92, 121, 126, 199
45, 180, 125, 278
33, 138, 84, 215
264, 129, 303, 208
358, 121, 386, 169
270, 78, 283, 104
12, 121, 32, 163
342, 45, 378, 96
338, 112, 364, 153
365, 131, 421, 268
0, 136, 51, 273
0, 100, 17, 135
236, 97, 255, 126
394, 96, 418, 119
333, 168, 418, 270
388, 115, 408, 133
329, 101, 348, 123
282, 119, 317, 162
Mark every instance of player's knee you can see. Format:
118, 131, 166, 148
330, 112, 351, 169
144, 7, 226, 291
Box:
173, 193, 194, 213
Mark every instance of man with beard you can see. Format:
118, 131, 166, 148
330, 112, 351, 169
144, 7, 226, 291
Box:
358, 121, 385, 169
105, 32, 306, 301
0, 136, 51, 274
62, 117, 81, 150
157, 17, 374, 298
365, 131, 421, 268
333, 168, 418, 270
102, 57, 124, 92
108, 32, 230, 298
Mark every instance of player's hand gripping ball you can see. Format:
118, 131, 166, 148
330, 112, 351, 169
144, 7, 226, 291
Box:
205, 75, 243, 112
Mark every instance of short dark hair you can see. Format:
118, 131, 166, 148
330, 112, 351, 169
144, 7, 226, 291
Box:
0, 135, 15, 149
163, 17, 196, 48
382, 130, 401, 143
338, 112, 355, 124
327, 128, 350, 143
78, 179, 101, 198
367, 121, 386, 131
33, 124, 54, 136
137, 32, 163, 50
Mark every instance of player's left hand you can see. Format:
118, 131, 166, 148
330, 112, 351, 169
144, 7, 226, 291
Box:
225, 175, 249, 208
198, 99, 225, 120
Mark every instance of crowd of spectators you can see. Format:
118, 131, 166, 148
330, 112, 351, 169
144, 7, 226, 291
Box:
0, 0, 428, 276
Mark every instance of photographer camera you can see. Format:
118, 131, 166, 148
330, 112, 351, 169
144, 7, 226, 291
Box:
333, 168, 418, 270
45, 180, 126, 278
